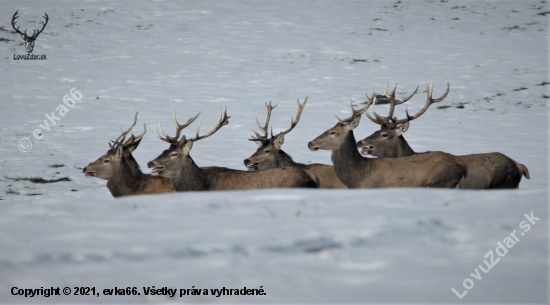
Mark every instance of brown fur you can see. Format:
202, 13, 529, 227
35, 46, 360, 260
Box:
357, 126, 529, 189
308, 116, 466, 188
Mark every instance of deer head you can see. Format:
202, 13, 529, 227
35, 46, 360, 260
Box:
11, 11, 49, 54
357, 82, 449, 157
244, 97, 307, 170
147, 107, 230, 178
308, 101, 368, 152
83, 113, 146, 179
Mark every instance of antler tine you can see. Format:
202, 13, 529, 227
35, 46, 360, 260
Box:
251, 101, 277, 140
154, 124, 173, 143
384, 82, 419, 120
112, 112, 139, 147
394, 81, 450, 125
432, 81, 450, 102
364, 92, 384, 126
371, 98, 391, 125
351, 99, 368, 117
397, 86, 419, 105
277, 97, 307, 137
122, 123, 147, 147
333, 112, 343, 123
171, 110, 200, 142
248, 127, 265, 142
190, 106, 230, 142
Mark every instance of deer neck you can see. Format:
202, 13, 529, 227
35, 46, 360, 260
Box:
277, 150, 305, 168
331, 130, 370, 187
171, 155, 211, 191
107, 154, 146, 197
396, 136, 416, 157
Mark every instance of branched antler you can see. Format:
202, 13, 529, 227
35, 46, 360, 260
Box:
189, 106, 230, 142
249, 101, 277, 142
109, 113, 146, 150
155, 110, 200, 144
273, 97, 307, 140
365, 82, 449, 128
334, 99, 369, 124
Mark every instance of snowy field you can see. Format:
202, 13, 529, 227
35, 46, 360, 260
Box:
0, 0, 548, 303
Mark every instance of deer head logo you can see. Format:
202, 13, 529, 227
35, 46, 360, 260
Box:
11, 10, 49, 54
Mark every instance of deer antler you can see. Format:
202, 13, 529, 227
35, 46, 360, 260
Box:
249, 101, 277, 142
334, 100, 368, 124
394, 81, 450, 125
364, 92, 383, 125
155, 110, 200, 144
190, 106, 230, 142
109, 113, 146, 150
383, 82, 419, 121
366, 83, 419, 127
273, 97, 307, 139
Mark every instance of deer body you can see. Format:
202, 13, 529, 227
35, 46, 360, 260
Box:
105, 153, 175, 197
245, 147, 346, 188
148, 107, 317, 191
244, 98, 346, 188
358, 130, 529, 189
165, 156, 316, 191
308, 103, 467, 189
329, 130, 466, 188
357, 82, 529, 189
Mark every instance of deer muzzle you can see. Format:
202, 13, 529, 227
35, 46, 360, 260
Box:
307, 141, 319, 151
147, 161, 165, 175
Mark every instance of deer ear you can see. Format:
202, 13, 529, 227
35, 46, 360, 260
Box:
115, 145, 124, 157
347, 115, 361, 130
254, 140, 263, 148
395, 122, 409, 136
124, 138, 142, 155
180, 140, 193, 155
273, 134, 284, 149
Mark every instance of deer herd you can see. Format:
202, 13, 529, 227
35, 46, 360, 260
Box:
83, 82, 530, 197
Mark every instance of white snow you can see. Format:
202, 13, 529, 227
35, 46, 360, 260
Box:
0, 0, 547, 303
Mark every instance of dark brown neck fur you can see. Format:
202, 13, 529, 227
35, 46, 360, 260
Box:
171, 156, 212, 191
331, 131, 370, 188
107, 154, 147, 197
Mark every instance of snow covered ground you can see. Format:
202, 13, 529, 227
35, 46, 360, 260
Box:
0, 0, 548, 303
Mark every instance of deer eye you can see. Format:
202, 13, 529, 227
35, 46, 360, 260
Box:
329, 131, 337, 135
264, 150, 271, 154
170, 152, 178, 157
103, 159, 110, 163
381, 133, 389, 138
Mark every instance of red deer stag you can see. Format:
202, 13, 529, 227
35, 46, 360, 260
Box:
244, 98, 346, 188
83, 113, 175, 197
147, 107, 317, 191
307, 101, 468, 188
356, 82, 530, 189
